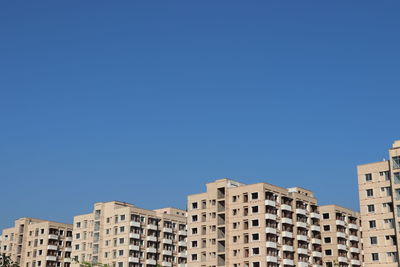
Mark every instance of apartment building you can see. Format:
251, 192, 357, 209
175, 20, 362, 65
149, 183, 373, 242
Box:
187, 178, 323, 267
357, 140, 400, 266
71, 201, 187, 267
0, 218, 73, 267
319, 205, 361, 267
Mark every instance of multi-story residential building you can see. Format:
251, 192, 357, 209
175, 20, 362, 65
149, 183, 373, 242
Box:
187, 178, 323, 267
319, 205, 361, 267
357, 140, 400, 266
71, 201, 187, 267
0, 218, 73, 267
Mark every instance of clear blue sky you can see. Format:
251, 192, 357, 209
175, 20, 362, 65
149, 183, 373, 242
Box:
1, 1, 399, 229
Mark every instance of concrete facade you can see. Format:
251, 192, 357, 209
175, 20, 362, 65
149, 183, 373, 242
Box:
357, 140, 400, 266
187, 179, 323, 267
0, 218, 73, 267
319, 205, 361, 267
71, 201, 187, 267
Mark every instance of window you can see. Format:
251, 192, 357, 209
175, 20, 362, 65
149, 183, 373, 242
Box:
369, 220, 376, 229
366, 189, 374, 197
365, 173, 372, 181
322, 213, 330, 219
76, 233, 80, 239
252, 233, 259, 241
191, 241, 198, 248
192, 215, 198, 222
192, 228, 198, 235
393, 156, 400, 169
119, 238, 124, 244
76, 222, 81, 228
251, 206, 259, 213
191, 254, 197, 261
119, 227, 124, 233
367, 204, 375, 213
395, 173, 400, 184
370, 236, 378, 245
325, 249, 332, 256
323, 225, 330, 231
324, 237, 331, 243
192, 202, 198, 209
372, 253, 379, 261
251, 192, 258, 200
251, 219, 259, 227
120, 215, 125, 221
252, 247, 260, 255
118, 250, 123, 256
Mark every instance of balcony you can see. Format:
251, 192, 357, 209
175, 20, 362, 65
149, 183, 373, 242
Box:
64, 258, 71, 263
338, 257, 348, 263
265, 227, 277, 235
312, 251, 322, 258
282, 231, 293, 238
336, 232, 346, 239
310, 212, 320, 219
295, 208, 306, 216
266, 241, 277, 249
47, 245, 58, 250
296, 222, 307, 229
310, 225, 320, 232
129, 233, 140, 239
147, 236, 157, 242
297, 248, 308, 255
178, 252, 186, 258
65, 247, 72, 252
266, 256, 277, 263
348, 223, 358, 230
163, 227, 173, 233
281, 204, 292, 211
282, 218, 293, 224
146, 259, 157, 265
46, 256, 57, 261
311, 238, 321, 244
162, 250, 172, 256
282, 259, 294, 265
162, 238, 173, 244
282, 245, 293, 252
146, 247, 157, 254
162, 262, 172, 267
178, 241, 187, 247
335, 220, 345, 227
147, 224, 158, 231
351, 259, 361, 266
178, 230, 187, 236
129, 245, 140, 251
178, 265, 187, 267
349, 235, 359, 242
130, 221, 140, 227
297, 234, 308, 242
265, 214, 276, 220
65, 237, 72, 242
350, 247, 359, 253
48, 234, 58, 240
128, 257, 139, 263
298, 262, 308, 267
265, 200, 276, 207
337, 244, 347, 251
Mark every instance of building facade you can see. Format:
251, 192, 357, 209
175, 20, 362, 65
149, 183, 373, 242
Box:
187, 178, 323, 267
357, 140, 400, 266
0, 218, 73, 267
71, 201, 187, 267
319, 205, 361, 267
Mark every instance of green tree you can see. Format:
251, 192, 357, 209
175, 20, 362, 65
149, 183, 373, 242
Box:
0, 254, 19, 267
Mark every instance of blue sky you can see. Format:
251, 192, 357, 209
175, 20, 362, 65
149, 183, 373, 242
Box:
1, 1, 399, 229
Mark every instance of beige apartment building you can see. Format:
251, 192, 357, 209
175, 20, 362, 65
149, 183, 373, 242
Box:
357, 140, 400, 266
187, 178, 323, 267
0, 218, 73, 267
71, 201, 187, 267
319, 205, 361, 267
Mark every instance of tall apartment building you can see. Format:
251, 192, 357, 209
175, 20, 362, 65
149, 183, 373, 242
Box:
71, 201, 187, 267
187, 179, 323, 267
319, 205, 361, 267
0, 218, 73, 267
357, 140, 400, 266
